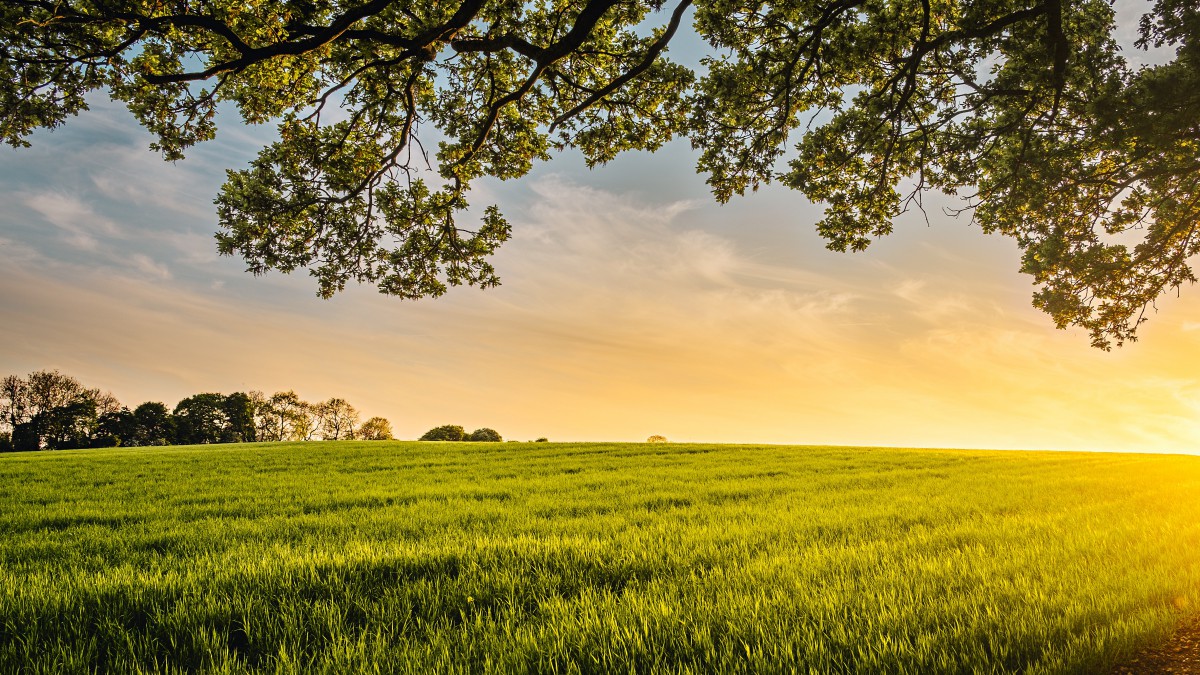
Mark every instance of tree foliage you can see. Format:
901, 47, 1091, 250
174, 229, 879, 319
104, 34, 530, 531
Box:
222, 392, 258, 443
420, 424, 505, 441
38, 398, 98, 450
0, 370, 387, 450
0, 370, 113, 450
3, 1, 1197, 347
173, 393, 229, 445
467, 427, 502, 442
95, 407, 135, 447
358, 416, 394, 440
319, 398, 360, 440
261, 390, 307, 442
132, 402, 175, 446
420, 424, 466, 441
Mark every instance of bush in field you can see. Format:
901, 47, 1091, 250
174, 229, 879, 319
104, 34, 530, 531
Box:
467, 428, 502, 442
535, 437, 549, 443
357, 417, 393, 440
421, 425, 465, 441
647, 435, 668, 443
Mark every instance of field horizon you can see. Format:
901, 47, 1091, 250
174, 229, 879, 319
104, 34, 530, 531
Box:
2, 440, 1198, 673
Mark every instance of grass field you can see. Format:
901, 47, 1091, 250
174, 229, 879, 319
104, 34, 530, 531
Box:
1, 441, 1198, 674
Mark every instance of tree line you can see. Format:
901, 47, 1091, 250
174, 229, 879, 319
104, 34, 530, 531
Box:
0, 370, 393, 452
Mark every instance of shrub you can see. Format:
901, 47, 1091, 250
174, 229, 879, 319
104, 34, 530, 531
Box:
647, 435, 668, 443
534, 437, 549, 443
421, 425, 465, 441
467, 428, 502, 442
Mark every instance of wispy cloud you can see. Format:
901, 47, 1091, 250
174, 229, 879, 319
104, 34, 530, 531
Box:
23, 191, 123, 250
0, 235, 45, 265
129, 253, 173, 281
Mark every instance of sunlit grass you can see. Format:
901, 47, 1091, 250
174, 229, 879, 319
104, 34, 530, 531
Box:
1, 442, 1198, 673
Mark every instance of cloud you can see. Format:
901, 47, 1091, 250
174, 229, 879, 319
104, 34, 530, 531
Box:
0, 236, 45, 265
129, 253, 172, 281
500, 176, 858, 321
88, 143, 225, 222
13, 190, 183, 283
23, 191, 123, 250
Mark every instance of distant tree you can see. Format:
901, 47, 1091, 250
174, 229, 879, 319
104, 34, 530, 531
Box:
90, 390, 123, 417
0, 375, 28, 434
0, 372, 379, 449
95, 407, 136, 447
0, 373, 128, 449
172, 393, 228, 445
358, 417, 393, 441
248, 390, 273, 441
39, 397, 98, 450
25, 370, 88, 421
420, 425, 465, 442
131, 402, 174, 446
647, 435, 668, 443
221, 392, 257, 443
295, 399, 324, 441
261, 390, 308, 442
535, 438, 549, 443
320, 398, 359, 440
467, 428, 502, 442
9, 386, 125, 450
11, 422, 39, 452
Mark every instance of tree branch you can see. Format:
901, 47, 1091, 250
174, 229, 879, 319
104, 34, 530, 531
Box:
550, 0, 692, 132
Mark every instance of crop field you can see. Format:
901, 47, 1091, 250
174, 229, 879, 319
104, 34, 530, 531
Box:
1, 442, 1198, 674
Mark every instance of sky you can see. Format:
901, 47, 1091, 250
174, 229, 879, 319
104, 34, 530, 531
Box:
2, 6, 1198, 453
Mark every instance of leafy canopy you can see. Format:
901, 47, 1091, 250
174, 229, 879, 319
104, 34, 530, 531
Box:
468, 427, 503, 442
2, 0, 1197, 347
358, 416, 394, 440
421, 424, 467, 441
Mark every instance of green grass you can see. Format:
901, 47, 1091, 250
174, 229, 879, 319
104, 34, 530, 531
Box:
1, 442, 1198, 674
